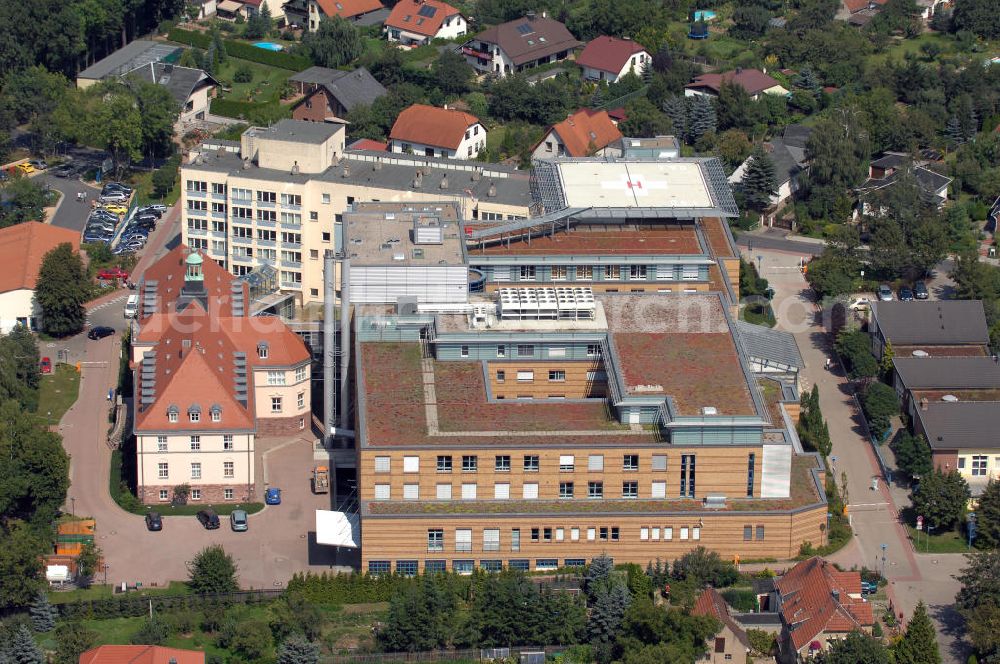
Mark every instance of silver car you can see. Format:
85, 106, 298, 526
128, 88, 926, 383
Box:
230, 509, 249, 532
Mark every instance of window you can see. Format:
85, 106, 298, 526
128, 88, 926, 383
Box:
524, 455, 539, 472
612, 527, 620, 541
257, 343, 268, 360
437, 455, 453, 472
436, 483, 452, 500
604, 265, 620, 280
425, 560, 446, 573
559, 481, 574, 498
548, 347, 566, 358
629, 265, 647, 280
231, 187, 251, 201
189, 436, 201, 451
680, 454, 696, 498
517, 370, 534, 382
693, 526, 701, 541
523, 482, 538, 499
548, 370, 566, 382
622, 481, 638, 498
460, 345, 469, 357
516, 344, 534, 357
623, 454, 639, 471
297, 392, 305, 409
641, 527, 649, 541
189, 409, 201, 423
396, 560, 418, 577
398, 484, 417, 501
519, 265, 536, 281
747, 453, 756, 497
223, 461, 234, 478
958, 458, 966, 469
280, 193, 301, 206
496, 370, 505, 383
651, 481, 666, 498
368, 561, 390, 575
462, 455, 478, 472
375, 456, 390, 473
543, 527, 553, 542
191, 462, 202, 480
652, 454, 667, 471
282, 231, 302, 245
280, 212, 301, 225
511, 528, 521, 552
586, 370, 608, 382
271, 396, 282, 413
600, 526, 610, 541
494, 483, 510, 499
374, 484, 390, 500
191, 489, 201, 500
495, 455, 511, 472
483, 529, 500, 551
973, 455, 988, 476
588, 455, 604, 471
453, 560, 474, 575
159, 489, 169, 501
461, 483, 477, 499
403, 456, 419, 472
559, 455, 575, 471
577, 266, 593, 280
157, 462, 168, 479
536, 559, 558, 571
756, 525, 765, 541
530, 528, 541, 543
211, 409, 221, 423
551, 266, 567, 281
744, 525, 753, 541
187, 200, 208, 213
156, 436, 167, 452
496, 345, 506, 357
679, 527, 689, 541
257, 210, 277, 223
223, 435, 234, 450
588, 481, 604, 498
187, 180, 207, 192
455, 529, 472, 552
586, 344, 601, 357
322, 231, 331, 242
267, 370, 286, 386
257, 190, 276, 203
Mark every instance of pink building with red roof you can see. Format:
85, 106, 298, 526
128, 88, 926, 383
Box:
575, 36, 650, 83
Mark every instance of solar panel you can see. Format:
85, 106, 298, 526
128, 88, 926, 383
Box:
516, 23, 534, 35
417, 4, 436, 17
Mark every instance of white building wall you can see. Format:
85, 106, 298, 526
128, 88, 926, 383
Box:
390, 123, 486, 159
0, 289, 40, 334
137, 432, 255, 497
581, 52, 649, 84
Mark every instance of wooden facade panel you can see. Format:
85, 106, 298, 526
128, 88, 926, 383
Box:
486, 360, 606, 399
359, 446, 765, 501
360, 505, 827, 570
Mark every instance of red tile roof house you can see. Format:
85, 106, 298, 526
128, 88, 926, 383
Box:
576, 36, 650, 83
388, 103, 486, 159
462, 12, 581, 77
531, 108, 623, 160
775, 557, 874, 661
0, 221, 80, 333
692, 588, 753, 664
384, 0, 467, 47
129, 246, 311, 505
287, 0, 386, 32
684, 68, 789, 101
80, 645, 204, 664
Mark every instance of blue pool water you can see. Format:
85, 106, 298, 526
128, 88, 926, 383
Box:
693, 10, 717, 21
253, 41, 284, 52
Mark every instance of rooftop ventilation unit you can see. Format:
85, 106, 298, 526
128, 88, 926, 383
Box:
701, 406, 718, 416
413, 218, 444, 244
496, 287, 596, 321
703, 495, 726, 509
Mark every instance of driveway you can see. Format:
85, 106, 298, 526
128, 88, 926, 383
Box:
752, 247, 968, 663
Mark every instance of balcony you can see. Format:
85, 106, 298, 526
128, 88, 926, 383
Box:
232, 236, 253, 245
281, 260, 302, 269
232, 252, 253, 263
256, 239, 277, 248
280, 281, 302, 289
462, 46, 491, 61
281, 241, 302, 250
255, 218, 277, 228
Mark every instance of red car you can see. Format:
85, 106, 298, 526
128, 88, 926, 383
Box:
96, 267, 129, 281
40, 357, 51, 374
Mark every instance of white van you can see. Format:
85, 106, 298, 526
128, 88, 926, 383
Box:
124, 294, 139, 319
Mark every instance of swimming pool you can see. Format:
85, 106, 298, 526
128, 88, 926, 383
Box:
253, 41, 284, 52
693, 10, 717, 21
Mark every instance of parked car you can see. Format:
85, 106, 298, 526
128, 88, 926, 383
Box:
28, 159, 48, 170
230, 509, 249, 532
83, 231, 113, 243
40, 357, 51, 374
16, 162, 35, 174
102, 204, 128, 215
52, 165, 75, 178
104, 182, 132, 193
145, 203, 167, 213
877, 284, 893, 301
135, 214, 158, 224
914, 281, 929, 300
97, 267, 129, 281
87, 326, 115, 340
121, 240, 146, 252
137, 206, 163, 218
196, 509, 220, 530
112, 244, 135, 256
265, 488, 281, 505
848, 297, 870, 311
899, 287, 914, 302
100, 194, 128, 205
145, 511, 163, 532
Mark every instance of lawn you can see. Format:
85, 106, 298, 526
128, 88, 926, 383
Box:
38, 364, 81, 426
126, 169, 181, 206
742, 301, 776, 327
214, 58, 292, 105
904, 524, 970, 554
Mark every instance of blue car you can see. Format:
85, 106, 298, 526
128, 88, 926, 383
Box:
265, 487, 281, 505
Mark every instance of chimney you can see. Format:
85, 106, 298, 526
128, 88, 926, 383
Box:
291, 160, 300, 175
440, 174, 449, 189
920, 397, 928, 411
526, 10, 536, 20
342, 161, 351, 178
413, 170, 423, 188
487, 181, 496, 197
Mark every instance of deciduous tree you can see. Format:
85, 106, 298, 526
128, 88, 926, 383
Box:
187, 544, 239, 593
300, 17, 363, 69
911, 469, 970, 531
34, 243, 87, 338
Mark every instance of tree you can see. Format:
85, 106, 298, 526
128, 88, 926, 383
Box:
130, 618, 171, 645
0, 177, 48, 227
277, 634, 320, 664
715, 82, 754, 132
910, 469, 970, 531
187, 544, 239, 593
817, 630, 891, 663
741, 145, 778, 211
53, 622, 98, 664
588, 583, 632, 663
378, 576, 457, 652
76, 541, 101, 587
29, 591, 56, 632
615, 599, 719, 664
794, 66, 821, 95
662, 96, 687, 141
231, 620, 273, 660
946, 116, 965, 148
975, 480, 1000, 549
803, 113, 870, 218
585, 553, 616, 600
0, 526, 49, 611
952, 0, 1000, 39
956, 551, 1000, 660
671, 547, 739, 587
94, 91, 143, 175
860, 382, 898, 441
434, 50, 473, 95
130, 79, 179, 160
687, 95, 717, 144
7, 624, 45, 664
618, 97, 671, 138
245, 1, 273, 39
893, 601, 941, 664
834, 330, 878, 381
729, 5, 771, 39
716, 129, 751, 170
891, 432, 933, 479
34, 243, 87, 338
797, 385, 832, 457
301, 17, 363, 68
747, 628, 776, 657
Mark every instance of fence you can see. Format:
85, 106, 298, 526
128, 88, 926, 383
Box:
322, 645, 567, 664
55, 588, 284, 619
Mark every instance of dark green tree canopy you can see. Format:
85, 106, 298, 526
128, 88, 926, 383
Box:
34, 243, 88, 338
187, 544, 239, 594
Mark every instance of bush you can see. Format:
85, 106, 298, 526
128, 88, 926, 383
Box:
167, 28, 311, 70
287, 572, 419, 604
130, 618, 171, 645
151, 154, 181, 199
860, 382, 899, 441
720, 588, 756, 612
210, 98, 290, 124
233, 64, 254, 83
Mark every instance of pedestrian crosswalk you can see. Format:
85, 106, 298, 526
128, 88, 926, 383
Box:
85, 294, 127, 324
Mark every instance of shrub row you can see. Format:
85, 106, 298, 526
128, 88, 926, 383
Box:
209, 98, 290, 124
286, 571, 416, 604
167, 28, 311, 71
57, 589, 283, 620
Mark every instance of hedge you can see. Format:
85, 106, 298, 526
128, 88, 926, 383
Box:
286, 571, 419, 604
209, 98, 290, 124
168, 28, 311, 71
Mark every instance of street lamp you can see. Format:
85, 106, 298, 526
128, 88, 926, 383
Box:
830, 456, 837, 473
880, 543, 887, 580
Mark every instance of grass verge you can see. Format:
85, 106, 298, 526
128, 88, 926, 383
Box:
904, 523, 970, 554
38, 364, 81, 426
49, 581, 190, 604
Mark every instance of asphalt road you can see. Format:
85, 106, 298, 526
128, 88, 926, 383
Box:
734, 228, 825, 257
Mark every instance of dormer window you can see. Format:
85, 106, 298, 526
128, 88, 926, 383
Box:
167, 405, 179, 423
257, 342, 269, 359
188, 404, 202, 423
210, 405, 222, 422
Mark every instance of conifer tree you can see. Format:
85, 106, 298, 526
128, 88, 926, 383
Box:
8, 625, 45, 664
893, 601, 941, 664
29, 592, 56, 632
741, 145, 778, 211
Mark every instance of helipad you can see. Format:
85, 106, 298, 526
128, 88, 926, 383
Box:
555, 161, 715, 209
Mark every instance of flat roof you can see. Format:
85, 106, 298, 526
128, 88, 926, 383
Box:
556, 161, 713, 208
345, 201, 464, 265
701, 217, 737, 258
476, 226, 704, 256
78, 40, 179, 80
246, 119, 342, 145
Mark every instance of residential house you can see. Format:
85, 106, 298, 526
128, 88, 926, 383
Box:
0, 222, 80, 333
462, 12, 581, 77
915, 400, 1000, 493
284, 0, 386, 31
915, 0, 945, 20
384, 0, 466, 46
869, 300, 990, 360
290, 66, 386, 122
858, 152, 952, 214
575, 36, 649, 83
130, 246, 312, 504
684, 68, 788, 100
531, 108, 622, 160
837, 0, 888, 26
217, 0, 286, 22
348, 138, 388, 151
692, 588, 752, 664
80, 645, 205, 664
775, 557, 873, 660
76, 40, 183, 89
891, 356, 1000, 420
125, 63, 219, 131
388, 104, 486, 159
729, 124, 812, 222
189, 0, 218, 19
